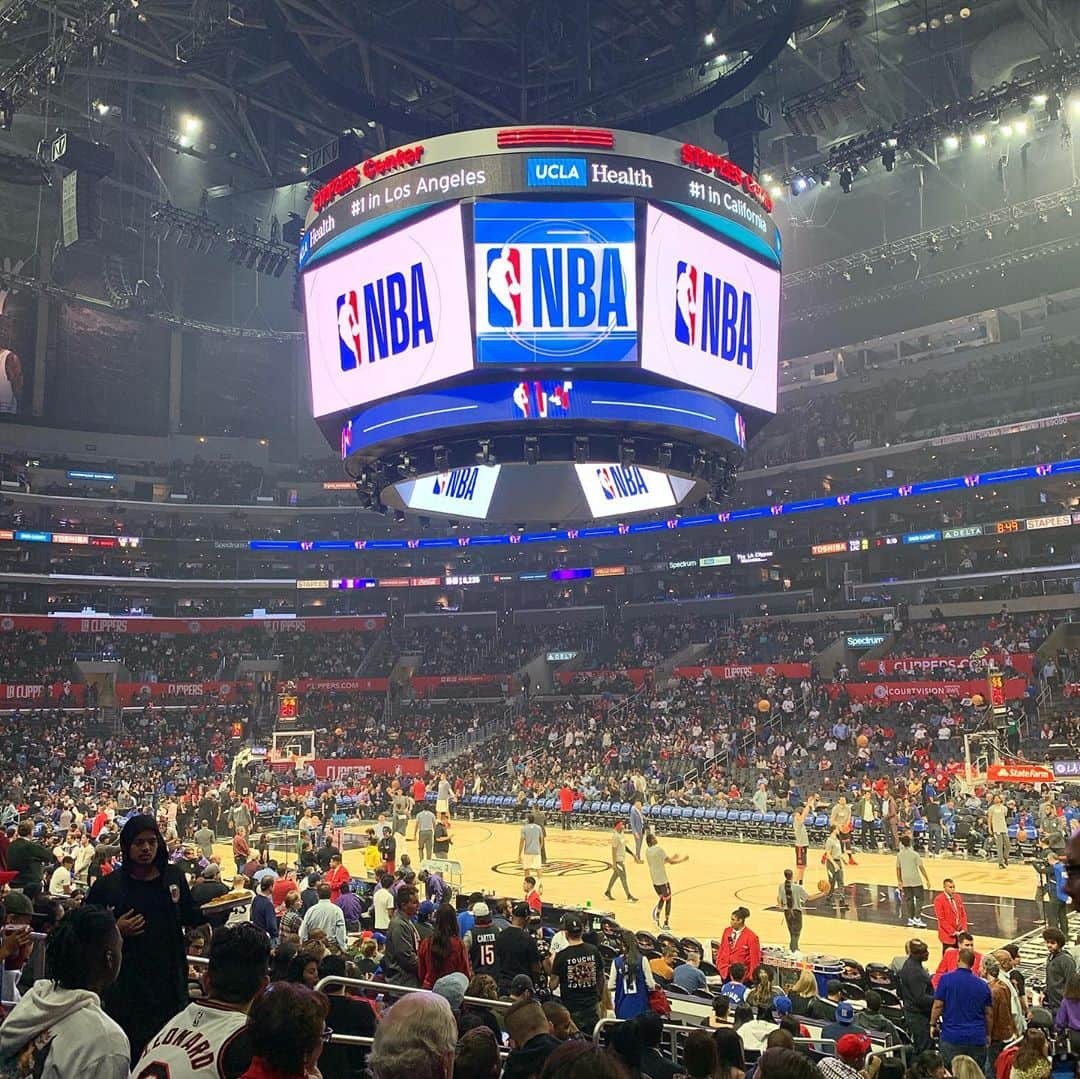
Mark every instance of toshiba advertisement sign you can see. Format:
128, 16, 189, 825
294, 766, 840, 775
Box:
640, 205, 780, 414
303, 206, 473, 417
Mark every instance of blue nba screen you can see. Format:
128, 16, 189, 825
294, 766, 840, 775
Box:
474, 201, 638, 365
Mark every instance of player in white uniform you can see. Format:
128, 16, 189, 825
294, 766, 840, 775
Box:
131, 924, 270, 1079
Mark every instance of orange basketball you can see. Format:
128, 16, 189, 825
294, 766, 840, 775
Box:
757, 699, 771, 713
818, 879, 830, 893
856, 734, 869, 748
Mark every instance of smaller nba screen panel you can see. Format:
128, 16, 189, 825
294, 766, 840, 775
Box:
575, 463, 675, 518
396, 465, 500, 519
640, 204, 780, 415
303, 205, 474, 418
474, 201, 637, 365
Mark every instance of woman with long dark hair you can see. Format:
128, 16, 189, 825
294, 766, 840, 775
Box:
85, 813, 204, 1061
608, 929, 656, 1020
418, 903, 472, 989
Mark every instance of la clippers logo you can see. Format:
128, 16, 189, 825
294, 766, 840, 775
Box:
337, 291, 363, 370
487, 247, 523, 327
674, 261, 698, 345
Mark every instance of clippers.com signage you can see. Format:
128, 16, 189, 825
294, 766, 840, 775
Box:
859, 654, 1035, 677
826, 678, 1027, 702
303, 205, 473, 417
0, 614, 384, 635
640, 205, 780, 415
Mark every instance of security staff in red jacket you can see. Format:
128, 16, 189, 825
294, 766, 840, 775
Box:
715, 906, 761, 982
933, 878, 969, 955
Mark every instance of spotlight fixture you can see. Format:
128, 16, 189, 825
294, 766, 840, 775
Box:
433, 444, 448, 471
881, 146, 896, 171
657, 442, 673, 469
524, 436, 539, 466
573, 436, 589, 464
973, 132, 987, 147
839, 167, 853, 193
943, 134, 960, 151
618, 439, 636, 468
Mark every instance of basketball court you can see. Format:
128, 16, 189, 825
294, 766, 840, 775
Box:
240, 818, 1044, 965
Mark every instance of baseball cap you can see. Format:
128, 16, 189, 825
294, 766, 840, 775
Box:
201, 864, 220, 878
774, 995, 793, 1015
472, 901, 491, 918
3, 892, 33, 917
512, 902, 531, 919
835, 1001, 855, 1024
510, 974, 535, 996
417, 900, 437, 920
562, 913, 584, 933
826, 979, 845, 996
836, 1033, 872, 1060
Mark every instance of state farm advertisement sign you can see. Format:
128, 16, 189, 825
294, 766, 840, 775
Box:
674, 663, 812, 680
986, 763, 1055, 784
859, 654, 1034, 677
826, 678, 1027, 702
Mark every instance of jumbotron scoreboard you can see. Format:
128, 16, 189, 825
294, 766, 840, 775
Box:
299, 126, 781, 522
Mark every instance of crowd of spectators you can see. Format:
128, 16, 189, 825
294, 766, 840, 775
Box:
747, 340, 1080, 469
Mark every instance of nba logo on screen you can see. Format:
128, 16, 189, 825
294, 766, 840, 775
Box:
337, 291, 363, 370
597, 465, 649, 501
486, 247, 523, 327
674, 261, 697, 346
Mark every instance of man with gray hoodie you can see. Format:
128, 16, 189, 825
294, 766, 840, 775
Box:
0, 905, 129, 1078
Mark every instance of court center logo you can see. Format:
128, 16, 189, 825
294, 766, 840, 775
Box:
491, 858, 609, 877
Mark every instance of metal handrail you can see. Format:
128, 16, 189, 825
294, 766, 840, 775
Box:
314, 975, 514, 1012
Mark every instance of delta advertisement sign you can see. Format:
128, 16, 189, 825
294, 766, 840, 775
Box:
825, 678, 1027, 702
859, 654, 1035, 677
674, 663, 813, 680
304, 204, 473, 417
0, 615, 385, 634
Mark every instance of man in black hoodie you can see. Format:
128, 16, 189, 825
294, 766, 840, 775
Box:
502, 998, 561, 1079
898, 937, 936, 1053
85, 813, 205, 1062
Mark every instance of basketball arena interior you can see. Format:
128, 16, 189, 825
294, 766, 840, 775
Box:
0, 1, 1077, 1077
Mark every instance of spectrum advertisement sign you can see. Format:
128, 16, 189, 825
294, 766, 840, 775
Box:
302, 205, 473, 417
640, 204, 779, 414
473, 201, 638, 365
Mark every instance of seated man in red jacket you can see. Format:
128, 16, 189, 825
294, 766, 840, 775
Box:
933, 879, 969, 955
932, 930, 982, 987
715, 906, 761, 982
